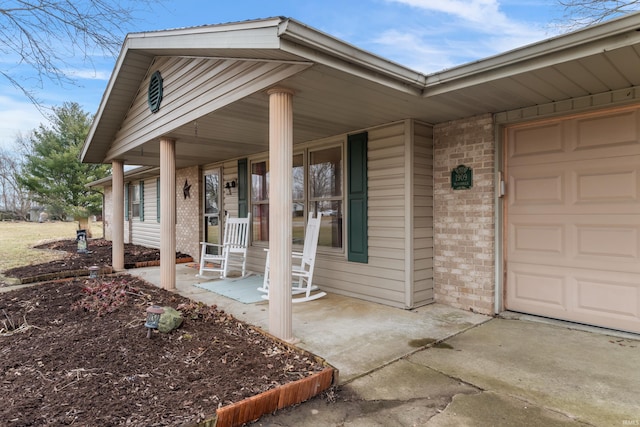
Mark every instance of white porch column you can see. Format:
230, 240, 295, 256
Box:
160, 137, 176, 291
268, 87, 294, 342
111, 160, 125, 272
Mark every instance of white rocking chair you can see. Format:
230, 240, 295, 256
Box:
258, 213, 326, 303
197, 214, 251, 279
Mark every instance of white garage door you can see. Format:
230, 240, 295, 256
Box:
505, 105, 640, 334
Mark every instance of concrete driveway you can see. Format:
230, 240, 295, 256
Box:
134, 265, 640, 426
251, 317, 640, 427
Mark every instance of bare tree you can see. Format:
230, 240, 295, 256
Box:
0, 144, 31, 219
0, 0, 154, 109
558, 0, 640, 28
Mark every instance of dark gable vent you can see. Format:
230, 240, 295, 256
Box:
148, 71, 163, 113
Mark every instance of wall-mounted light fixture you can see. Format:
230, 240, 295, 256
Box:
224, 179, 237, 195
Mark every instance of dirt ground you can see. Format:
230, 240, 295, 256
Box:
2, 238, 191, 282
0, 241, 328, 426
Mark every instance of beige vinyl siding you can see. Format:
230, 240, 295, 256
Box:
412, 121, 434, 306
131, 179, 160, 249
106, 57, 310, 160
247, 120, 434, 308
222, 160, 240, 219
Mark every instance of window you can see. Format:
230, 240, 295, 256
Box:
292, 154, 305, 244
309, 146, 342, 248
251, 160, 269, 242
131, 182, 141, 219
250, 144, 343, 250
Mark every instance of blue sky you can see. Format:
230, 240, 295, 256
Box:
0, 0, 569, 151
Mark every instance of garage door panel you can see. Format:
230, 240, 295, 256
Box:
510, 156, 640, 215
506, 105, 640, 333
574, 109, 640, 150
511, 173, 564, 206
510, 222, 564, 256
508, 109, 640, 167
576, 225, 639, 260
575, 276, 639, 319
507, 264, 567, 310
575, 166, 638, 204
508, 265, 640, 333
510, 216, 640, 271
508, 123, 564, 159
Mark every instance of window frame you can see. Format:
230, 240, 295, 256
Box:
130, 181, 141, 219
249, 137, 346, 255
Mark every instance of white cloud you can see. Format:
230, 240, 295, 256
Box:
375, 0, 558, 72
0, 96, 47, 151
389, 0, 529, 33
63, 68, 111, 80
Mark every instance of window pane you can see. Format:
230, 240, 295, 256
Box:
131, 184, 140, 218
251, 161, 269, 202
252, 203, 269, 241
311, 200, 342, 248
310, 147, 342, 198
292, 213, 305, 245
293, 153, 304, 200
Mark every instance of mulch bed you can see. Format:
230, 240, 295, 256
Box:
2, 239, 192, 284
0, 240, 336, 426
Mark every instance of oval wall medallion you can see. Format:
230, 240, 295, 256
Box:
148, 71, 163, 113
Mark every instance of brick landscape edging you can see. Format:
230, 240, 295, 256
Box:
192, 328, 339, 427
15, 257, 193, 284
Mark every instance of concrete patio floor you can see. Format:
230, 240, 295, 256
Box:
133, 264, 640, 426
133, 264, 490, 383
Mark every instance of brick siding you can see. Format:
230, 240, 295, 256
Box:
175, 166, 201, 259
433, 114, 495, 315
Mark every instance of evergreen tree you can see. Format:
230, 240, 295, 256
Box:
17, 102, 109, 219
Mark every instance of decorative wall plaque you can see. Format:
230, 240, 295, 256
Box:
451, 164, 473, 190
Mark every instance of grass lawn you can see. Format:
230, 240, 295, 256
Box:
0, 221, 103, 275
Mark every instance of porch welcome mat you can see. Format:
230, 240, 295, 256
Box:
195, 274, 266, 304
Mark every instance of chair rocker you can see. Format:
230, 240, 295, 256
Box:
197, 214, 251, 279
258, 213, 326, 303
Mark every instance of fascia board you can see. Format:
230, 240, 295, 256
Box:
80, 37, 145, 163
425, 12, 640, 96
277, 18, 426, 93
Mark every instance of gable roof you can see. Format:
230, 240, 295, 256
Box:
82, 14, 640, 167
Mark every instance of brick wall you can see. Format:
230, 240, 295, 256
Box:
175, 166, 201, 259
433, 114, 495, 315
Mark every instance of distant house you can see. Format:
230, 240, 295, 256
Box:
84, 14, 640, 337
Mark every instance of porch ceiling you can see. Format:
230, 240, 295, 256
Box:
82, 14, 640, 169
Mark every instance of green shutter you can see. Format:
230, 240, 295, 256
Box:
347, 132, 368, 263
156, 178, 160, 222
238, 158, 248, 218
124, 183, 129, 220
139, 181, 145, 221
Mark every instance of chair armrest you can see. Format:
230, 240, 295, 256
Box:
200, 242, 223, 249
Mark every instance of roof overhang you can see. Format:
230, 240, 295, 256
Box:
82, 13, 640, 167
